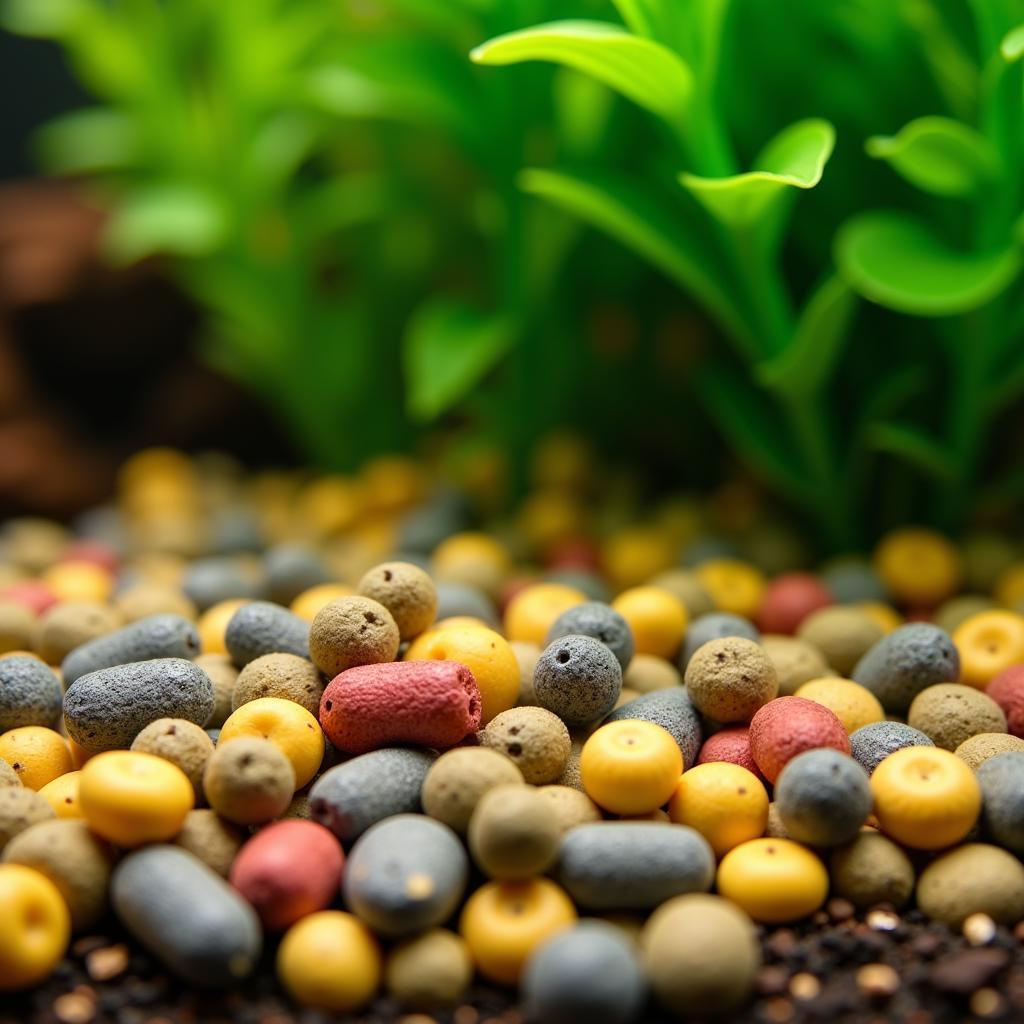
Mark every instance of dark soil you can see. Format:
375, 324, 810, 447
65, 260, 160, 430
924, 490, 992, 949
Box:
5, 901, 1024, 1024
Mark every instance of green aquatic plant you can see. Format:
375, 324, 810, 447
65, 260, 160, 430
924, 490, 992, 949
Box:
836, 2, 1024, 527
473, 0, 1024, 545
1, 0, 418, 467
4, 0, 1024, 548
1, 0, 611, 482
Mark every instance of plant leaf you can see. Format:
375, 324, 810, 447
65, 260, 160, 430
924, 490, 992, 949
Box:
292, 175, 399, 242
836, 211, 1022, 315
102, 184, 229, 264
1003, 24, 1024, 60
758, 275, 857, 397
307, 39, 481, 146
865, 421, 955, 481
404, 299, 516, 421
611, 0, 660, 39
0, 0, 79, 35
520, 167, 754, 355
612, 0, 730, 83
680, 118, 834, 229
866, 116, 999, 197
553, 69, 614, 159
34, 107, 137, 174
471, 20, 693, 123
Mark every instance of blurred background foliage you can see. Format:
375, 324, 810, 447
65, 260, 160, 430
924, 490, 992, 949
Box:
1, 0, 1023, 551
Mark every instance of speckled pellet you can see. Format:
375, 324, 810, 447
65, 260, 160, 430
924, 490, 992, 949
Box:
852, 623, 959, 714
112, 845, 261, 987
0, 787, 54, 853
605, 689, 703, 769
955, 733, 1024, 771
547, 602, 635, 672
849, 721, 934, 775
478, 706, 571, 784
231, 652, 323, 716
343, 814, 467, 937
320, 661, 481, 754
679, 613, 760, 670
908, 683, 1006, 751
62, 614, 200, 686
224, 601, 310, 667
64, 658, 215, 752
0, 655, 62, 731
556, 822, 714, 910
307, 596, 399, 677
534, 635, 623, 727
684, 637, 778, 724
310, 748, 435, 844
357, 561, 438, 641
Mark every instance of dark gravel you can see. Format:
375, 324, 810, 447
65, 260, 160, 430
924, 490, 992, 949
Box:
5, 904, 1024, 1024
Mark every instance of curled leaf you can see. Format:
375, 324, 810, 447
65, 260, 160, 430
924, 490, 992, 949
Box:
680, 118, 834, 228
836, 211, 1021, 316
866, 116, 998, 197
471, 20, 693, 123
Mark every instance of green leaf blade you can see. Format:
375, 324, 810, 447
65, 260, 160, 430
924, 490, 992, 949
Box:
34, 107, 137, 174
865, 421, 955, 482
866, 116, 999, 197
680, 118, 834, 228
520, 166, 753, 354
102, 184, 229, 264
404, 299, 516, 421
836, 211, 1021, 316
471, 20, 693, 123
1003, 24, 1024, 60
758, 275, 857, 397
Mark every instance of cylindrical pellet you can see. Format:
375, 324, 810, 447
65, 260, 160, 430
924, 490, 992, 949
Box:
0, 656, 63, 732
224, 602, 309, 667
64, 659, 214, 752
319, 661, 481, 754
111, 845, 261, 987
310, 748, 435, 845
343, 815, 467, 937
62, 614, 200, 687
556, 823, 714, 910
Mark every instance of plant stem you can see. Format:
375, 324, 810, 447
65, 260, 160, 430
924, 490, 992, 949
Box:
730, 229, 854, 547
937, 311, 993, 530
682, 102, 737, 178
